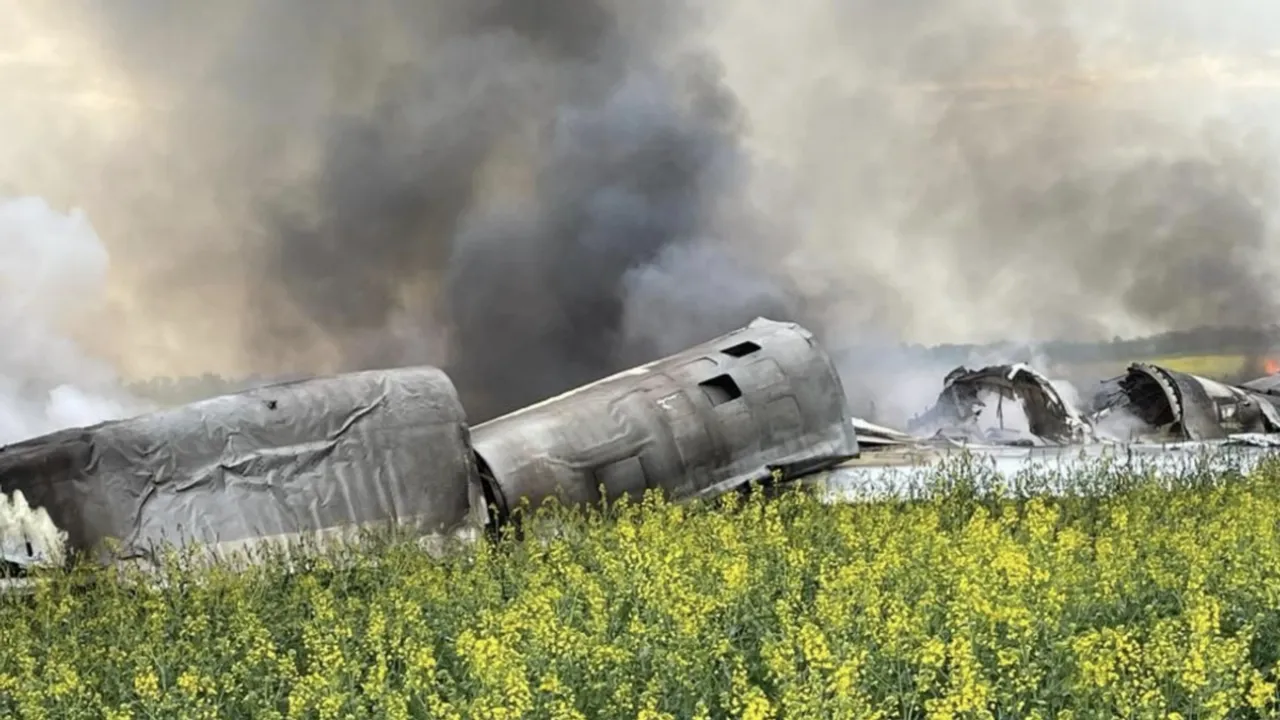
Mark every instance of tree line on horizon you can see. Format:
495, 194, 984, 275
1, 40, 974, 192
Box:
126, 324, 1280, 407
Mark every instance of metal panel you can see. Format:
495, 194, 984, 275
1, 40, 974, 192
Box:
766, 397, 805, 440
594, 456, 647, 502
655, 388, 717, 484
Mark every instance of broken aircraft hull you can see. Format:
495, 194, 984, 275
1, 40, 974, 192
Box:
1092, 363, 1280, 441
10, 317, 1280, 573
471, 318, 860, 520
1, 367, 481, 567
1, 318, 858, 569
908, 363, 1093, 445
907, 361, 1280, 447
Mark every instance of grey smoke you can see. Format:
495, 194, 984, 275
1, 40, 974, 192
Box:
72, 0, 794, 420
702, 0, 1280, 418
442, 66, 795, 417
4, 1, 1280, 426
708, 0, 1280, 347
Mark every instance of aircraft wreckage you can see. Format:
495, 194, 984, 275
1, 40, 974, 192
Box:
828, 361, 1280, 501
0, 318, 858, 571
5, 317, 1280, 573
903, 361, 1280, 446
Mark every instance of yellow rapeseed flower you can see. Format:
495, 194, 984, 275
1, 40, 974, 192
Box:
133, 669, 160, 702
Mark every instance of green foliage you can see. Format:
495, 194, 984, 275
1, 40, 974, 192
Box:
6, 461, 1280, 718
841, 325, 1280, 380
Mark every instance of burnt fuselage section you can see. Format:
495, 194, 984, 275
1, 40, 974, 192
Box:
909, 364, 1093, 446
908, 362, 1280, 446
471, 318, 859, 519
1090, 363, 1280, 441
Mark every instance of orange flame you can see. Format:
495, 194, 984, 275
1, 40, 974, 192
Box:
1265, 357, 1280, 376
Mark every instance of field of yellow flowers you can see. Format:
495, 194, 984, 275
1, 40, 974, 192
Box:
5, 456, 1280, 719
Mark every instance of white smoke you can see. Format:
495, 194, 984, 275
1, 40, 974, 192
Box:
973, 389, 1032, 435
0, 196, 147, 444
0, 489, 66, 567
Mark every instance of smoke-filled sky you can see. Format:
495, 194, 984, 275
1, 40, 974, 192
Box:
4, 0, 1280, 424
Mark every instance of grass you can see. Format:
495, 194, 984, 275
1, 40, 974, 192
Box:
5, 456, 1280, 719
1140, 354, 1253, 379
1060, 353, 1255, 384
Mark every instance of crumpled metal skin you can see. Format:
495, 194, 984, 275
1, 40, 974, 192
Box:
0, 367, 479, 566
909, 363, 1094, 446
2, 318, 859, 569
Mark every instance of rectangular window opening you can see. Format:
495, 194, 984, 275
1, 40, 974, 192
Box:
721, 341, 762, 358
699, 374, 743, 406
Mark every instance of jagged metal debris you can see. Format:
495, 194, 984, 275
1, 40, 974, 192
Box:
9, 314, 1280, 575
878, 361, 1280, 450
907, 363, 1094, 446
825, 365, 1280, 500
1088, 363, 1280, 442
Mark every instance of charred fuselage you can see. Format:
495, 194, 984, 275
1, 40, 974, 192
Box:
909, 361, 1280, 447
1089, 363, 1280, 441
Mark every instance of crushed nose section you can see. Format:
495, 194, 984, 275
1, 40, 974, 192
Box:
908, 363, 1093, 446
471, 317, 859, 516
1091, 363, 1280, 442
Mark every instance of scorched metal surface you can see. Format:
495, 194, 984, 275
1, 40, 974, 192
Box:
470, 317, 860, 518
